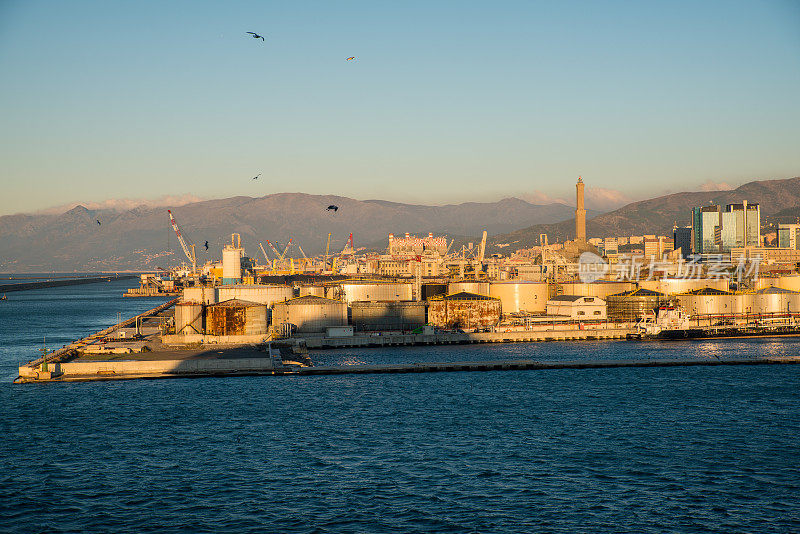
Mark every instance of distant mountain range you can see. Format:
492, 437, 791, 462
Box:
2, 177, 798, 271
0, 194, 597, 271
486, 176, 800, 252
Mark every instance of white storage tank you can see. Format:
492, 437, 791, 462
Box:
639, 278, 729, 295
182, 287, 216, 305
174, 302, 204, 334
216, 285, 294, 308
298, 285, 325, 298
675, 288, 733, 317
272, 295, 348, 333
757, 276, 800, 292
753, 286, 800, 314
330, 282, 413, 304
222, 246, 243, 284
560, 281, 636, 300
731, 292, 756, 315
448, 282, 490, 296
489, 281, 549, 314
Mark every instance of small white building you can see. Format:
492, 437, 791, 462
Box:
546, 295, 606, 320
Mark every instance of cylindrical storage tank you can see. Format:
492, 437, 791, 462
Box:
753, 287, 798, 315
640, 278, 729, 295
216, 285, 294, 308
272, 295, 348, 333
244, 304, 268, 335
772, 276, 800, 292
606, 289, 667, 322
448, 282, 490, 296
333, 282, 413, 304
183, 287, 216, 305
174, 302, 204, 334
298, 285, 325, 297
675, 291, 730, 317
206, 299, 266, 336
428, 293, 501, 329
560, 281, 636, 300
222, 247, 243, 284
489, 281, 549, 314
731, 293, 756, 315
351, 301, 427, 331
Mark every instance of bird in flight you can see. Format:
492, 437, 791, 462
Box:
246, 32, 265, 41
346, 56, 356, 61
326, 205, 339, 213
252, 173, 261, 180
204, 240, 209, 251
96, 220, 101, 225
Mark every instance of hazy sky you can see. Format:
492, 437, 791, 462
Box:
1, 0, 799, 215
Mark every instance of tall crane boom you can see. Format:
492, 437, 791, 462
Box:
265, 240, 281, 258
259, 242, 270, 263
279, 238, 293, 261
167, 210, 196, 273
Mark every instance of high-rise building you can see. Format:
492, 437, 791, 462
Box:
575, 176, 586, 243
673, 226, 692, 258
692, 202, 760, 254
692, 205, 721, 254
778, 224, 800, 250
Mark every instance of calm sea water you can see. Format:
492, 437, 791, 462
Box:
1, 281, 799, 533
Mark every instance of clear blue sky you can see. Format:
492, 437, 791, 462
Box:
1, 0, 799, 215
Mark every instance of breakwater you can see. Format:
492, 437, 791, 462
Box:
0, 274, 136, 293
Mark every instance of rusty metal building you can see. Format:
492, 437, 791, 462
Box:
205, 299, 268, 336
427, 292, 501, 329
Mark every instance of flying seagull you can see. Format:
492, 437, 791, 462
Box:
204, 240, 209, 251
252, 173, 261, 180
326, 205, 339, 213
246, 32, 265, 41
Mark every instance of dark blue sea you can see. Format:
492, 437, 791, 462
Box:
1, 280, 799, 533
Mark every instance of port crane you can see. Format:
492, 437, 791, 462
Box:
259, 242, 271, 267
167, 210, 196, 274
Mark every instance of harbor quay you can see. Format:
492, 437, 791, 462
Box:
14, 284, 800, 383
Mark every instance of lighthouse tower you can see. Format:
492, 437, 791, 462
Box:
575, 176, 586, 244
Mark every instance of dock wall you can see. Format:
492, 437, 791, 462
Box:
302, 327, 633, 349
17, 357, 277, 382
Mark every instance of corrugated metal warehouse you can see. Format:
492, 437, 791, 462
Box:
205, 299, 267, 336
272, 295, 348, 333
351, 301, 426, 331
428, 292, 501, 329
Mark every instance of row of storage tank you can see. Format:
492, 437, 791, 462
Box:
185, 280, 733, 315
178, 278, 800, 335
175, 294, 503, 335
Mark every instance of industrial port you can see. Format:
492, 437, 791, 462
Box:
15, 177, 800, 382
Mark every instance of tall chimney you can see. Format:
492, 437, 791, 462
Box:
575, 176, 586, 243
